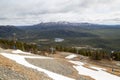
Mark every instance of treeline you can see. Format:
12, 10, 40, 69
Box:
0, 39, 38, 53
0, 39, 120, 61
55, 46, 120, 61
111, 52, 120, 61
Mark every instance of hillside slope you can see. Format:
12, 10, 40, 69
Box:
0, 48, 120, 80
0, 48, 52, 80
0, 25, 24, 38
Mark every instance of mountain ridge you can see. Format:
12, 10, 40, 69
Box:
0, 25, 24, 38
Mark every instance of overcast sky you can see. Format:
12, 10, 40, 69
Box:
0, 0, 120, 25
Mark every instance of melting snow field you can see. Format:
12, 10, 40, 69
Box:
1, 51, 120, 80
0, 52, 74, 80
69, 61, 120, 80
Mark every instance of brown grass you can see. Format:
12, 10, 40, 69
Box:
105, 68, 120, 76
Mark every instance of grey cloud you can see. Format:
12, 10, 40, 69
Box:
0, 0, 120, 25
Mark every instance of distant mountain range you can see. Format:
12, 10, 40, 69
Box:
1, 22, 120, 39
19, 22, 120, 30
17, 22, 120, 39
0, 22, 120, 50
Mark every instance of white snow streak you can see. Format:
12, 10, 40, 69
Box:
65, 54, 77, 59
12, 49, 31, 54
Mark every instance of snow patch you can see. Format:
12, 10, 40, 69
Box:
90, 66, 105, 71
69, 61, 84, 65
12, 49, 31, 54
66, 54, 77, 59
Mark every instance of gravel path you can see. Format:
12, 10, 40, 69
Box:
26, 58, 75, 76
26, 58, 94, 80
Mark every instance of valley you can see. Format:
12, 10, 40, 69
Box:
1, 22, 120, 50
